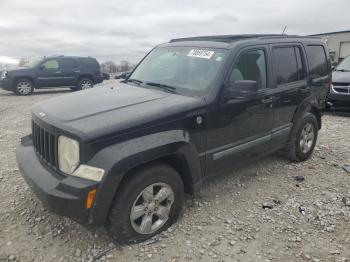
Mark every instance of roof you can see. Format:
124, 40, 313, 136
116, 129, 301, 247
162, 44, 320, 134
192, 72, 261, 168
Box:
170, 34, 319, 43
310, 30, 350, 36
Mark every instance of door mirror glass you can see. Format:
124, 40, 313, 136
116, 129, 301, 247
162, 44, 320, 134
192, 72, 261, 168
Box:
226, 80, 258, 99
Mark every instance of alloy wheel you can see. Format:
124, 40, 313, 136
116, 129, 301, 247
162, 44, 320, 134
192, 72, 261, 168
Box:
299, 123, 315, 154
80, 80, 92, 90
17, 81, 32, 95
130, 183, 174, 235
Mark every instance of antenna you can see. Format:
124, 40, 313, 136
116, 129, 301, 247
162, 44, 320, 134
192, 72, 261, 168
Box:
282, 25, 287, 36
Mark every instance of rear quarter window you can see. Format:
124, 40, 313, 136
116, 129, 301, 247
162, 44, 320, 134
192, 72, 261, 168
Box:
306, 45, 328, 78
79, 58, 100, 70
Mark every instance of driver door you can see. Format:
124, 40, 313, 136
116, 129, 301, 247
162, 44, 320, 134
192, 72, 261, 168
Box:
35, 58, 64, 87
205, 46, 274, 175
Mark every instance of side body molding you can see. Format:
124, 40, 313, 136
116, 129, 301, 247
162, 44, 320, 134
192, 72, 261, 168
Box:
86, 130, 203, 226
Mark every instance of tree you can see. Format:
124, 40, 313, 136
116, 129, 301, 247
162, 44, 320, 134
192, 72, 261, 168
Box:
120, 60, 132, 72
18, 57, 28, 67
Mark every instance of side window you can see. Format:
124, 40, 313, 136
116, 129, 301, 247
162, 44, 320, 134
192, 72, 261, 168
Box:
80, 58, 98, 69
273, 47, 298, 85
41, 59, 59, 70
59, 58, 78, 69
229, 49, 267, 89
306, 45, 328, 78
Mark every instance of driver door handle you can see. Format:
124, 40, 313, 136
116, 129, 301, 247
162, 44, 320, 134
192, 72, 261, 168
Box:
54, 71, 61, 74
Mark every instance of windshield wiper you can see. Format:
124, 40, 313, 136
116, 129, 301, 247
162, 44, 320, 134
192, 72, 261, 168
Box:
335, 69, 350, 72
127, 78, 143, 85
144, 82, 177, 93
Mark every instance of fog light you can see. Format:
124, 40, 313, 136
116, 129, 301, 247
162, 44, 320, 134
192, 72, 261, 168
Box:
72, 165, 105, 182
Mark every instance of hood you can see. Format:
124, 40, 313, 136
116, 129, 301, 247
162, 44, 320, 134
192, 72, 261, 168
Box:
332, 71, 350, 83
7, 67, 33, 75
31, 82, 205, 141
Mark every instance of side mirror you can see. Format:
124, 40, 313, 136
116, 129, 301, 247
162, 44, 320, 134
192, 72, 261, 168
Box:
331, 62, 338, 71
225, 80, 258, 100
38, 65, 45, 71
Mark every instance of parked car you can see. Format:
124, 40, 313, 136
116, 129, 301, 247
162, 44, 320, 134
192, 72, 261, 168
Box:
327, 55, 350, 108
16, 34, 331, 244
0, 56, 104, 95
115, 71, 131, 79
102, 73, 110, 80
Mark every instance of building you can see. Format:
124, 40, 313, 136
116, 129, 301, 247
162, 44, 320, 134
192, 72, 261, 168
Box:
311, 30, 350, 65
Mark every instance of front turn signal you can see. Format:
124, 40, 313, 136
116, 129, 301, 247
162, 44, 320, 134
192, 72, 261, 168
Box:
86, 189, 97, 209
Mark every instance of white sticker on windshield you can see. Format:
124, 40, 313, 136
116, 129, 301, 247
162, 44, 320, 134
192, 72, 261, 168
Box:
187, 49, 214, 59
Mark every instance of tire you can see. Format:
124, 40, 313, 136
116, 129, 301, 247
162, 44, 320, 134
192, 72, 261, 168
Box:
105, 163, 184, 244
285, 112, 318, 162
14, 78, 34, 96
77, 78, 94, 90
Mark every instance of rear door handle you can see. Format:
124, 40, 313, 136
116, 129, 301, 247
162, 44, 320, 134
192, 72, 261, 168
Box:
261, 97, 273, 104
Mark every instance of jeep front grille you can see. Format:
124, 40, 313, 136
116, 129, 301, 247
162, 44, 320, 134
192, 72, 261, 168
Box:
32, 120, 58, 168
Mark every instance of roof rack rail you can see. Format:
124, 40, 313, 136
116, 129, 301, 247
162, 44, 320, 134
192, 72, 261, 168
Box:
170, 34, 320, 43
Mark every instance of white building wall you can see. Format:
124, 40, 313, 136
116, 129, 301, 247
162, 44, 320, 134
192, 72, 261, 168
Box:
317, 32, 350, 63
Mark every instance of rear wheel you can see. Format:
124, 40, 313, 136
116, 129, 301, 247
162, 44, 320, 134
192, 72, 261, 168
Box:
284, 113, 318, 162
14, 78, 34, 96
105, 163, 184, 244
77, 78, 94, 90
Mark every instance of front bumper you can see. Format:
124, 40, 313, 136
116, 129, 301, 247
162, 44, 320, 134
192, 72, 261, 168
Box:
327, 84, 350, 106
16, 136, 99, 225
328, 92, 350, 105
0, 79, 13, 91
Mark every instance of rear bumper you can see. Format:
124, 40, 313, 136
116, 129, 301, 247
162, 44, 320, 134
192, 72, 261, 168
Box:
0, 79, 13, 91
16, 136, 99, 225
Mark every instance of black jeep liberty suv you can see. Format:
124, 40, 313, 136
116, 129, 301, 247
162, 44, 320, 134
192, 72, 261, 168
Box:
16, 35, 331, 244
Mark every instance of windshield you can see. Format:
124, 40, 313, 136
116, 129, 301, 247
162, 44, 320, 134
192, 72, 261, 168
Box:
335, 56, 350, 71
129, 46, 228, 94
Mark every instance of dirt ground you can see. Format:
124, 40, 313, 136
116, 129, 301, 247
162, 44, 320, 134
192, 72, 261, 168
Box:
0, 81, 350, 262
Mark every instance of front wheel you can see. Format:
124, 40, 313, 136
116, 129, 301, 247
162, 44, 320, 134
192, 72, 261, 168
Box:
105, 163, 184, 244
14, 78, 34, 96
77, 78, 94, 90
285, 113, 318, 162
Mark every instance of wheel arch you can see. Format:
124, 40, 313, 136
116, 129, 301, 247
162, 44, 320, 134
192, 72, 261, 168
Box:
86, 130, 203, 226
292, 98, 322, 130
78, 74, 94, 84
13, 76, 35, 88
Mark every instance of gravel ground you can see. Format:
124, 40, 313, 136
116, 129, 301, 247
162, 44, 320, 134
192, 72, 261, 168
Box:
1, 81, 350, 262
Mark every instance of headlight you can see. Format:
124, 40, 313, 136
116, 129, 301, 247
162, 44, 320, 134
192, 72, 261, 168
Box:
72, 165, 105, 182
0, 71, 8, 80
58, 135, 80, 174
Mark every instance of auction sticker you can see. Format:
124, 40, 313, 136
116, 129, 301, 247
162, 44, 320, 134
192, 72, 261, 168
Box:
187, 49, 214, 59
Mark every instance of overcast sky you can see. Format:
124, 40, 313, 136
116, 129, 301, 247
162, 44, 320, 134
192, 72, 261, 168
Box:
0, 0, 349, 64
